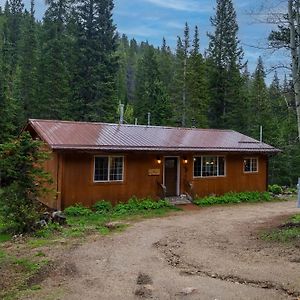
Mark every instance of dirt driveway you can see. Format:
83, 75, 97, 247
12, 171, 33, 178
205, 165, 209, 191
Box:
33, 201, 300, 300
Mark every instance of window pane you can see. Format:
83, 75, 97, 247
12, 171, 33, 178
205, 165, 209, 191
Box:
193, 157, 201, 177
218, 157, 225, 176
110, 157, 123, 181
252, 158, 258, 172
94, 157, 109, 181
244, 159, 251, 172
202, 156, 218, 177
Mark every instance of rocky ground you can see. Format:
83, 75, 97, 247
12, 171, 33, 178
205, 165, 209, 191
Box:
22, 200, 300, 300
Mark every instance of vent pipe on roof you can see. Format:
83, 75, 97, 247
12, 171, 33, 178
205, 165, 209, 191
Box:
260, 126, 263, 143
119, 104, 124, 124
135, 118, 138, 125
147, 112, 151, 126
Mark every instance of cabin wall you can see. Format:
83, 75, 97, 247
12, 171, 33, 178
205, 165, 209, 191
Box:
61, 152, 163, 208
41, 151, 59, 209
184, 153, 267, 198
58, 151, 268, 208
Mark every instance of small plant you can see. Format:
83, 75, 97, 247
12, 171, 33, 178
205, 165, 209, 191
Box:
194, 191, 271, 207
268, 184, 283, 195
92, 200, 113, 214
64, 204, 92, 217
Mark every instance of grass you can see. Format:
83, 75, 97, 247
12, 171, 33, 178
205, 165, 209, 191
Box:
262, 214, 300, 243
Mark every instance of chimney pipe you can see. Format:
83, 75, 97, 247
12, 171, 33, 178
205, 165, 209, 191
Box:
119, 104, 124, 124
147, 112, 151, 126
260, 126, 263, 143
135, 118, 138, 125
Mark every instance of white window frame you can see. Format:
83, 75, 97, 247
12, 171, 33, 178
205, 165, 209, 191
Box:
243, 157, 259, 174
193, 155, 226, 178
93, 155, 124, 183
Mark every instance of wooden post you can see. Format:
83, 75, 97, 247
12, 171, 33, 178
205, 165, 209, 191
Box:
297, 178, 300, 208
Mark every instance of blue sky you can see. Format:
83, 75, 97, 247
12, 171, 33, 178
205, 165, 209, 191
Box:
1, 0, 288, 82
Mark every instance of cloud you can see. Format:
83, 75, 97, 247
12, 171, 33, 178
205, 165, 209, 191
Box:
142, 0, 212, 12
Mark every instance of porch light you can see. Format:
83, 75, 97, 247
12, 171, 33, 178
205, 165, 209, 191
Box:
183, 157, 188, 164
156, 156, 162, 164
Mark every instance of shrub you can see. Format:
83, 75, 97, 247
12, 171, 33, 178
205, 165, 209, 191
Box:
268, 184, 283, 195
64, 204, 92, 216
0, 133, 52, 234
194, 192, 271, 207
92, 200, 113, 214
113, 197, 173, 215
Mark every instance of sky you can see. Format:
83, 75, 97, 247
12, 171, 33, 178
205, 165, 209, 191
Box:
1, 0, 288, 82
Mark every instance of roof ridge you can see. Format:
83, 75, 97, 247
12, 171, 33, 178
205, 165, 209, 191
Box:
29, 119, 235, 132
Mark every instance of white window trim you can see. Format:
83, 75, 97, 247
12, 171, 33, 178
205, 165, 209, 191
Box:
193, 155, 226, 178
243, 157, 259, 174
93, 155, 124, 183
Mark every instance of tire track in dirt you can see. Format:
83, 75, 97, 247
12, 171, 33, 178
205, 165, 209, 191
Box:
154, 238, 300, 299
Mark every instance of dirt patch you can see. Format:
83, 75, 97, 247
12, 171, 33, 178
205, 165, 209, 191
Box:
278, 222, 300, 229
27, 262, 57, 287
13, 201, 300, 300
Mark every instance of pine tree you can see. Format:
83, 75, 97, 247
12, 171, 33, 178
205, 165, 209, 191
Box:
0, 14, 22, 143
186, 26, 209, 128
207, 0, 245, 130
249, 57, 273, 141
5, 0, 24, 70
38, 0, 72, 120
158, 37, 174, 96
17, 0, 38, 119
73, 0, 118, 122
134, 46, 171, 126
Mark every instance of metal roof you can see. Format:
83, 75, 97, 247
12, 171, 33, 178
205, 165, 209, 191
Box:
27, 119, 280, 153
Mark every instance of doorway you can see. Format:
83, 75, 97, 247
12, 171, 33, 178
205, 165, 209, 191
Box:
164, 157, 180, 197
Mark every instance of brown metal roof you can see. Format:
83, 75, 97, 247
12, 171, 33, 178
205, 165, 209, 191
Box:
27, 119, 280, 153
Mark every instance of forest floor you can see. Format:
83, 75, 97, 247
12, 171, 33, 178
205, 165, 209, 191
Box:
1, 199, 300, 300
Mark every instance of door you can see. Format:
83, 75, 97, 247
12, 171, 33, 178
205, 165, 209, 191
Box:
164, 157, 179, 196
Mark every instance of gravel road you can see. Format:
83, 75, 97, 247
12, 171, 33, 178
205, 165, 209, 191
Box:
35, 201, 300, 300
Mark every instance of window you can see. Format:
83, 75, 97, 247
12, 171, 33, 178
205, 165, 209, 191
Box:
244, 158, 258, 173
94, 156, 124, 182
193, 156, 226, 177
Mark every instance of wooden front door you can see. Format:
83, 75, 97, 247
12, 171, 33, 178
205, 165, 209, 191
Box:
164, 157, 178, 196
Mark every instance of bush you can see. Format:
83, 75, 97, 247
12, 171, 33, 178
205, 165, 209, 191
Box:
64, 204, 92, 216
268, 184, 283, 195
113, 197, 173, 215
194, 192, 271, 207
92, 200, 113, 214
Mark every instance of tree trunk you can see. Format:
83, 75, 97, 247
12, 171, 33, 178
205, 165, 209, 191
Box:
289, 0, 300, 140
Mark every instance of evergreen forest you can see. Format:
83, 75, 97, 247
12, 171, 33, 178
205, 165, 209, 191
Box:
0, 0, 299, 185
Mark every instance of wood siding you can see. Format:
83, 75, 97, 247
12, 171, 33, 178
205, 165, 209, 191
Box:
42, 151, 268, 209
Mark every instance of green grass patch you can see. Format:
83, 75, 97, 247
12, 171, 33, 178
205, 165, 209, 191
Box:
194, 191, 271, 207
262, 214, 300, 243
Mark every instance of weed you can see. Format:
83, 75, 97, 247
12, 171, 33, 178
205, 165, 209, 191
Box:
262, 214, 300, 243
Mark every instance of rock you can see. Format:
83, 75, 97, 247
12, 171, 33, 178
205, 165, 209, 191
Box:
137, 273, 153, 285
179, 287, 197, 295
104, 221, 123, 230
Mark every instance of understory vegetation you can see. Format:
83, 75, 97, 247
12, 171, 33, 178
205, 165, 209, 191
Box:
262, 214, 300, 243
194, 192, 272, 207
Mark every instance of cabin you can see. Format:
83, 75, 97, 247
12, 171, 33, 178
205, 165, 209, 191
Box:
25, 119, 280, 209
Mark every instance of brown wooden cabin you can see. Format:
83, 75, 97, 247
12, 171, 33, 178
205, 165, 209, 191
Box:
25, 119, 280, 210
